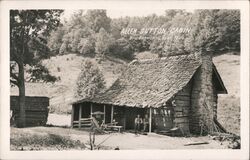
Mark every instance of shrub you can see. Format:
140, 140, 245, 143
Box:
78, 37, 95, 55
110, 38, 134, 60
10, 132, 86, 150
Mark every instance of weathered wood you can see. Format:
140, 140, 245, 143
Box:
10, 96, 49, 127
174, 111, 189, 117
71, 105, 75, 128
111, 105, 114, 122
174, 117, 189, 123
174, 106, 189, 112
176, 92, 190, 96
90, 103, 93, 118
79, 104, 82, 129
184, 142, 209, 146
174, 96, 190, 101
104, 104, 106, 124
175, 100, 190, 106
149, 107, 152, 133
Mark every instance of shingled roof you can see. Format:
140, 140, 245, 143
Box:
74, 53, 203, 108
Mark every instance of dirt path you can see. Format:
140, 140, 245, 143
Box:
11, 127, 228, 150
47, 113, 71, 126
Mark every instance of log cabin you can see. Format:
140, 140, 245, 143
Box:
71, 52, 227, 135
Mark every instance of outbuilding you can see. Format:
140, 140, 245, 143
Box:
10, 96, 49, 127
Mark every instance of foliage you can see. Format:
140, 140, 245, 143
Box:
214, 10, 240, 52
110, 17, 130, 39
47, 25, 65, 54
10, 10, 63, 86
149, 37, 165, 57
74, 60, 105, 99
127, 36, 152, 52
186, 10, 240, 54
84, 10, 111, 33
95, 28, 115, 56
78, 37, 95, 55
59, 42, 67, 55
48, 9, 240, 59
50, 10, 112, 56
110, 38, 134, 59
11, 132, 86, 150
149, 9, 240, 56
26, 63, 57, 83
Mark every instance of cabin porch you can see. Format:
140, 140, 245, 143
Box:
71, 102, 176, 134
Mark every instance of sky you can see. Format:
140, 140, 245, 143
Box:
61, 9, 194, 20
62, 9, 165, 19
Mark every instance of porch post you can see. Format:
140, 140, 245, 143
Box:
111, 105, 114, 122
104, 105, 106, 124
71, 104, 75, 128
90, 103, 93, 118
149, 107, 152, 133
79, 104, 82, 129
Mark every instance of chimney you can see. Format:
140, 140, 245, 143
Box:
190, 52, 215, 135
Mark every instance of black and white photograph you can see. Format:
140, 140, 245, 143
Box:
0, 1, 249, 160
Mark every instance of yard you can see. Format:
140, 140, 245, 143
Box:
11, 114, 233, 150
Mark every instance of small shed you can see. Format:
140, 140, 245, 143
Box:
72, 52, 227, 135
10, 96, 49, 127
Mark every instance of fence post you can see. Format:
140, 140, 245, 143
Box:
111, 105, 114, 123
79, 104, 82, 129
71, 105, 75, 128
149, 107, 152, 133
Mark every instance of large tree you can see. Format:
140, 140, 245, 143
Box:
10, 10, 63, 127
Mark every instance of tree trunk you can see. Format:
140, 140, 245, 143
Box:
17, 62, 26, 128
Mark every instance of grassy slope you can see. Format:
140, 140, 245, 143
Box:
11, 53, 126, 114
213, 54, 240, 135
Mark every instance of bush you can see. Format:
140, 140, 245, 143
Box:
10, 132, 86, 150
110, 38, 134, 60
78, 37, 95, 55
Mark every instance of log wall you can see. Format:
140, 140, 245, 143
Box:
10, 96, 49, 126
173, 81, 192, 134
